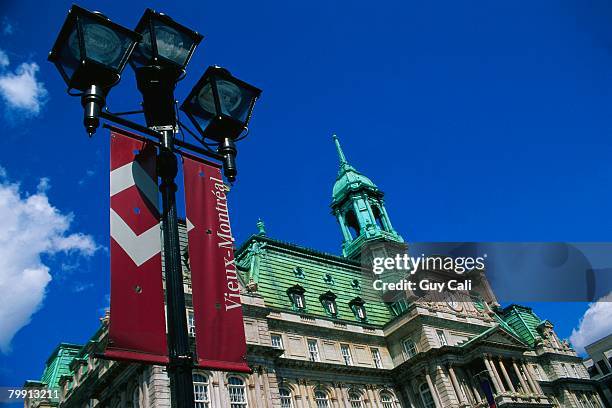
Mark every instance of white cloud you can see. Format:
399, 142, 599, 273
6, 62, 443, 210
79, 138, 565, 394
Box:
0, 49, 9, 68
0, 170, 98, 353
569, 292, 612, 355
0, 61, 47, 116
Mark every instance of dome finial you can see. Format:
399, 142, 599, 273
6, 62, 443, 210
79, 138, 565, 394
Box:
332, 134, 348, 165
256, 218, 266, 235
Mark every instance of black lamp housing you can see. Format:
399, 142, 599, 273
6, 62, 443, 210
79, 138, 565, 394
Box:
180, 66, 262, 142
130, 9, 203, 74
48, 5, 140, 136
48, 5, 140, 92
180, 66, 261, 182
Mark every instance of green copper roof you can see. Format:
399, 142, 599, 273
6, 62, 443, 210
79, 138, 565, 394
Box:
236, 235, 394, 326
332, 135, 378, 203
39, 343, 82, 388
499, 304, 542, 346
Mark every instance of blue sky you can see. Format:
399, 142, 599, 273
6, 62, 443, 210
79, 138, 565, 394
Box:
1, 0, 612, 391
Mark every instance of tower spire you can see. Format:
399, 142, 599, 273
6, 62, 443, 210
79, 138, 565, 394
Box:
332, 134, 348, 166
330, 134, 403, 258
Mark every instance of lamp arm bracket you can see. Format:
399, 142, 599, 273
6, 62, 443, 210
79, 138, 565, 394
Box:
100, 112, 223, 162
103, 106, 146, 117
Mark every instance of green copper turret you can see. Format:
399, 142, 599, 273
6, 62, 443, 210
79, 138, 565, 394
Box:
330, 134, 403, 258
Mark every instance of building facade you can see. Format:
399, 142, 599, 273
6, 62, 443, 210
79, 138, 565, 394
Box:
25, 137, 606, 408
583, 334, 612, 406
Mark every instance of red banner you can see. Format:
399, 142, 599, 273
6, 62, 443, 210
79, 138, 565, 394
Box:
105, 129, 168, 364
183, 154, 250, 373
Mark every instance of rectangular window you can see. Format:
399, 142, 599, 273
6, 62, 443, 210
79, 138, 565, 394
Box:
271, 334, 283, 349
371, 348, 383, 369
572, 364, 580, 378
587, 364, 599, 378
596, 360, 610, 375
307, 339, 320, 362
436, 330, 448, 346
188, 310, 196, 337
340, 344, 353, 366
403, 339, 417, 359
271, 334, 284, 357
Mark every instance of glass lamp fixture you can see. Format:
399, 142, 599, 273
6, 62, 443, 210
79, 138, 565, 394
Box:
130, 9, 203, 73
48, 5, 140, 91
130, 9, 203, 128
48, 5, 140, 136
180, 66, 261, 181
181, 66, 261, 142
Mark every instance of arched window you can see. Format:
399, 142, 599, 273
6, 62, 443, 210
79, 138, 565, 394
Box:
314, 388, 330, 408
380, 391, 396, 408
419, 383, 435, 408
344, 210, 360, 239
228, 376, 248, 407
348, 389, 363, 408
372, 206, 386, 231
193, 373, 210, 408
279, 387, 293, 408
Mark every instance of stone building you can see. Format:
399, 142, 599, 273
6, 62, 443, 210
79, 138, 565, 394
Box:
25, 136, 605, 408
583, 334, 612, 406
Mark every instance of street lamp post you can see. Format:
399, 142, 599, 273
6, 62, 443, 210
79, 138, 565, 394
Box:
48, 5, 261, 408
129, 10, 203, 408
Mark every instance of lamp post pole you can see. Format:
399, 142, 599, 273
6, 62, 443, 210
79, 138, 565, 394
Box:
136, 65, 194, 408
48, 9, 261, 408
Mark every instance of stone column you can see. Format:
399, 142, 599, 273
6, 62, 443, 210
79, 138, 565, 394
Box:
521, 361, 540, 395
294, 382, 305, 408
253, 370, 266, 408
425, 370, 443, 408
298, 381, 311, 408
379, 203, 396, 232
512, 359, 529, 394
483, 357, 503, 394
497, 358, 516, 393
352, 200, 364, 233
448, 365, 468, 405
261, 370, 274, 408
364, 199, 377, 225
402, 384, 417, 408
457, 368, 477, 405
369, 386, 382, 408
339, 384, 351, 408
336, 213, 352, 242
212, 372, 223, 408
465, 368, 483, 403
489, 357, 506, 393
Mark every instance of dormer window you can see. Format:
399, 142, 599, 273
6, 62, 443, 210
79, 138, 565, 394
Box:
287, 285, 306, 310
349, 297, 367, 321
320, 291, 338, 316
293, 267, 305, 279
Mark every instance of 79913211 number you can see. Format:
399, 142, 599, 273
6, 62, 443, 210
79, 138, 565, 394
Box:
6, 388, 59, 399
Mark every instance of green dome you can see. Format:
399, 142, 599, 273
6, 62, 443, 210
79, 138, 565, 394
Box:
332, 164, 377, 200
331, 135, 378, 202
